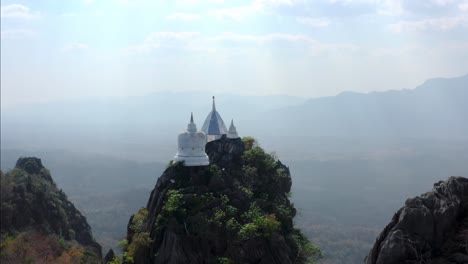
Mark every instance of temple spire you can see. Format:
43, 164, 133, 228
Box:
227, 118, 239, 139
212, 96, 216, 111
187, 112, 197, 132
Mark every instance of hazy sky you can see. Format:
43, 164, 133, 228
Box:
1, 0, 468, 107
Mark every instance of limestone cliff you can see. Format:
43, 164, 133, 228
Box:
123, 136, 321, 264
0, 157, 102, 263
366, 176, 468, 264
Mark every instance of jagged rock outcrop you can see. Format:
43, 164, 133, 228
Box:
366, 176, 468, 264
105, 249, 116, 263
124, 136, 320, 264
205, 135, 245, 169
0, 157, 102, 263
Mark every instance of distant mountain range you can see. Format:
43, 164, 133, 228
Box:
1, 74, 467, 161
262, 74, 468, 140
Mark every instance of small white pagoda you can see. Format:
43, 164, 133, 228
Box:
173, 113, 210, 166
227, 119, 239, 139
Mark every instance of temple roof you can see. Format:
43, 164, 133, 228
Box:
201, 96, 228, 135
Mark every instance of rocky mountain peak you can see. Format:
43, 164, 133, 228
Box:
15, 157, 45, 175
366, 176, 468, 264
1, 157, 102, 263
122, 136, 321, 264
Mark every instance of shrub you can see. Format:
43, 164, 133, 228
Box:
242, 137, 256, 151
126, 232, 152, 261
209, 164, 221, 177
217, 257, 234, 264
238, 223, 259, 240
214, 209, 226, 222
240, 186, 253, 198
117, 239, 128, 251
242, 204, 261, 222
276, 167, 289, 179
241, 146, 276, 173
239, 204, 281, 240
164, 190, 186, 221
290, 228, 322, 264
131, 208, 148, 233
276, 204, 292, 218
226, 218, 240, 233
254, 214, 280, 238
155, 189, 187, 232
108, 256, 123, 264
225, 205, 237, 216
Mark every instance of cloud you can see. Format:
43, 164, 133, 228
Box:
1, 4, 40, 19
432, 0, 455, 6
209, 32, 324, 54
145, 31, 200, 43
296, 17, 331, 27
210, 32, 316, 44
460, 1, 468, 12
130, 32, 318, 53
212, 32, 358, 56
327, 0, 404, 16
213, 0, 294, 20
389, 15, 468, 32
213, 5, 260, 20
127, 32, 201, 52
126, 31, 357, 57
176, 0, 224, 6
1, 29, 37, 39
327, 0, 464, 17
376, 0, 404, 16
166, 12, 201, 21
61, 43, 89, 52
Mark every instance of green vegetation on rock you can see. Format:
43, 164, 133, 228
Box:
0, 157, 102, 263
122, 136, 321, 263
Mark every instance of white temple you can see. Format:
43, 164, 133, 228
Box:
227, 119, 239, 139
201, 96, 228, 142
173, 97, 240, 167
173, 113, 210, 166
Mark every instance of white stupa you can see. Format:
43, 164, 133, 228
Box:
227, 119, 239, 139
201, 96, 228, 142
173, 113, 210, 166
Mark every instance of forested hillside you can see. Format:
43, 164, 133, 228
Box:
0, 157, 102, 263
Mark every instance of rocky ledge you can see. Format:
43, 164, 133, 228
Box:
366, 176, 468, 264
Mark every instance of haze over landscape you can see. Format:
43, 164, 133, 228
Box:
2, 1, 468, 263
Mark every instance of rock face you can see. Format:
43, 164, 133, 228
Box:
366, 176, 468, 264
125, 136, 320, 264
0, 157, 102, 262
205, 135, 245, 169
